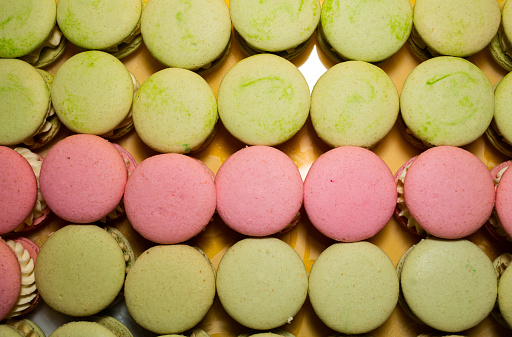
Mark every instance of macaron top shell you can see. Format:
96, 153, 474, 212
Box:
132, 68, 218, 154
404, 146, 495, 239
400, 56, 494, 147
51, 51, 134, 135
0, 0, 57, 58
413, 0, 500, 57
320, 0, 412, 62
496, 163, 512, 237
498, 257, 512, 328
0, 239, 21, 321
0, 325, 26, 337
310, 61, 399, 148
303, 146, 396, 242
494, 70, 512, 145
124, 153, 216, 244
0, 59, 51, 146
400, 239, 497, 332
40, 134, 128, 223
49, 321, 117, 337
0, 146, 37, 234
504, 0, 512, 44
230, 0, 320, 52
57, 0, 142, 50
215, 146, 303, 236
141, 0, 231, 70
218, 54, 310, 146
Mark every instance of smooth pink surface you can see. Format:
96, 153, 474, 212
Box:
496, 163, 512, 237
0, 239, 21, 320
40, 134, 128, 223
124, 153, 216, 244
303, 146, 396, 242
0, 146, 37, 234
215, 146, 303, 236
404, 146, 495, 239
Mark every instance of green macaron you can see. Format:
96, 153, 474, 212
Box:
0, 0, 67, 68
490, 0, 512, 71
49, 321, 117, 337
157, 330, 211, 337
310, 60, 399, 148
493, 253, 512, 329
318, 0, 412, 63
487, 71, 512, 157
51, 51, 137, 139
218, 54, 310, 146
399, 56, 494, 148
1, 319, 46, 337
90, 316, 134, 337
57, 0, 143, 59
230, 0, 320, 60
238, 330, 295, 337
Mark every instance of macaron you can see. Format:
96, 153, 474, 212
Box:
493, 253, 512, 329
124, 153, 216, 244
49, 321, 117, 337
51, 51, 138, 139
399, 56, 494, 148
308, 242, 398, 334
487, 71, 512, 157
0, 59, 61, 149
141, 0, 232, 74
303, 146, 396, 242
0, 237, 40, 320
0, 0, 66, 68
492, 161, 512, 243
239, 333, 295, 337
215, 146, 303, 236
216, 238, 308, 330
408, 0, 500, 60
318, 0, 412, 63
395, 146, 495, 239
217, 54, 310, 146
310, 61, 399, 148
90, 316, 134, 337
125, 245, 216, 334
157, 329, 211, 337
57, 0, 143, 59
1, 319, 46, 337
40, 134, 129, 223
132, 68, 218, 153
489, 0, 512, 71
397, 238, 497, 332
230, 0, 320, 60
35, 225, 126, 316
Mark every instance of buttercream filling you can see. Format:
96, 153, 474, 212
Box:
20, 26, 63, 65
496, 253, 512, 280
107, 229, 132, 273
489, 166, 512, 242
13, 148, 47, 231
5, 240, 37, 319
396, 162, 425, 235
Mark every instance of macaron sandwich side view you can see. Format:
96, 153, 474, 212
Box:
486, 160, 512, 244
0, 319, 46, 337
487, 70, 512, 157
490, 0, 512, 71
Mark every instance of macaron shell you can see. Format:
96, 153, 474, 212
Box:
0, 239, 22, 321
0, 146, 37, 234
494, 71, 512, 145
498, 262, 512, 328
49, 321, 117, 337
496, 164, 512, 237
303, 146, 396, 242
40, 134, 128, 223
0, 325, 24, 337
404, 146, 495, 239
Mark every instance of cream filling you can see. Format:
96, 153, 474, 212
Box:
107, 229, 132, 273
20, 26, 63, 65
489, 166, 512, 241
5, 240, 37, 319
396, 163, 425, 235
13, 148, 46, 231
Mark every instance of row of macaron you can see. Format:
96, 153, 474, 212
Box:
1, 225, 511, 335
3, 134, 512, 245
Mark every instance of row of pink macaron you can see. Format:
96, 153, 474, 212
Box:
2, 133, 511, 246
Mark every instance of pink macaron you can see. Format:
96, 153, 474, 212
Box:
396, 146, 495, 239
303, 146, 396, 242
215, 146, 303, 236
40, 134, 129, 223
124, 153, 216, 244
491, 160, 512, 243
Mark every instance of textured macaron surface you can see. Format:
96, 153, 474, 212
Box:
218, 54, 310, 146
413, 0, 500, 57
0, 59, 51, 145
309, 242, 398, 334
496, 164, 512, 237
0, 0, 57, 58
230, 0, 320, 52
320, 0, 412, 62
404, 146, 495, 239
0, 146, 37, 234
310, 61, 399, 148
216, 238, 308, 330
132, 68, 218, 153
57, 0, 141, 50
400, 56, 494, 147
40, 134, 128, 223
141, 0, 231, 69
303, 146, 396, 242
494, 71, 512, 144
215, 146, 303, 236
35, 225, 126, 317
124, 153, 216, 244
0, 239, 22, 321
498, 261, 512, 328
125, 245, 216, 334
400, 239, 497, 332
49, 321, 117, 337
51, 51, 134, 135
